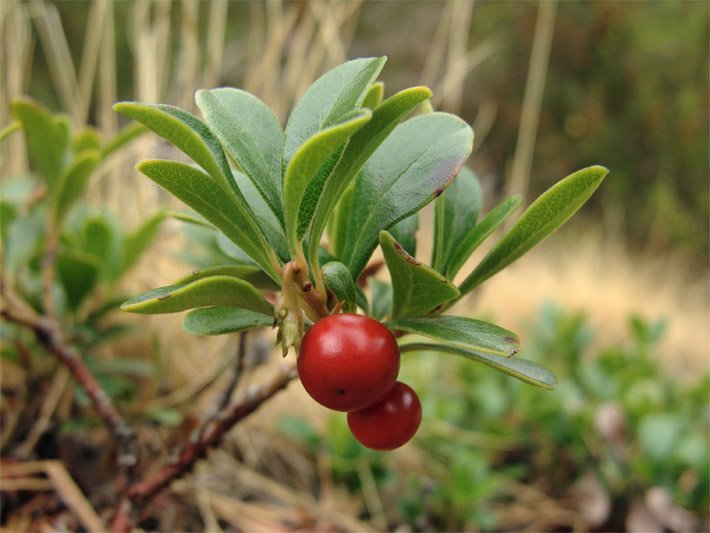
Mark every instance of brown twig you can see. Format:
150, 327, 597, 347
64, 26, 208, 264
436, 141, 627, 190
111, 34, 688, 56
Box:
0, 279, 139, 471
110, 361, 297, 532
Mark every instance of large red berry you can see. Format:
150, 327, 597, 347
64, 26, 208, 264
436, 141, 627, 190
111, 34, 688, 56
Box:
298, 313, 400, 412
347, 381, 422, 451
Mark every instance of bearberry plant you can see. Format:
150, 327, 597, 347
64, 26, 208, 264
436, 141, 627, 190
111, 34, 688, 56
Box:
115, 56, 607, 450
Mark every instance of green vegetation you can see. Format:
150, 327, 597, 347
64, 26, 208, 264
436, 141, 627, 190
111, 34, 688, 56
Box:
282, 306, 709, 530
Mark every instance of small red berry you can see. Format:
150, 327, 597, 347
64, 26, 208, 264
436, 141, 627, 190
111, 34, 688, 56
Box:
298, 313, 400, 412
347, 381, 422, 451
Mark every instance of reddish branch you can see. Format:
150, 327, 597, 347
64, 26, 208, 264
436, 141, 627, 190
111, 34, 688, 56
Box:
0, 281, 139, 469
111, 362, 297, 532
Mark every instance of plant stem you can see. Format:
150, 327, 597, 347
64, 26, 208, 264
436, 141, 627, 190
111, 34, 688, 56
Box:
0, 279, 139, 470
110, 362, 297, 532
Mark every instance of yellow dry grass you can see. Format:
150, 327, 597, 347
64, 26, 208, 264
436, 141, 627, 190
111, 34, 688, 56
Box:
467, 227, 709, 379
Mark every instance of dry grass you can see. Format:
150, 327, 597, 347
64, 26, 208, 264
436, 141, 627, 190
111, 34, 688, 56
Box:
445, 223, 709, 380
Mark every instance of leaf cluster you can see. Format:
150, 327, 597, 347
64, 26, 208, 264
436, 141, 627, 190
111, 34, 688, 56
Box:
2, 99, 165, 407
115, 57, 607, 389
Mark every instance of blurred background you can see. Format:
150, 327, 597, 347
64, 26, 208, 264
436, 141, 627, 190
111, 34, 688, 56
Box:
1, 0, 708, 531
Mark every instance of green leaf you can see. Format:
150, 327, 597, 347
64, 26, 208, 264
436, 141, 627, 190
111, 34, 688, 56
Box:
445, 195, 522, 280
136, 160, 280, 281
101, 123, 147, 159
196, 88, 285, 223
379, 230, 459, 319
53, 150, 100, 224
400, 343, 557, 390
458, 166, 608, 295
389, 213, 419, 257
119, 212, 166, 279
638, 413, 684, 461
121, 275, 273, 315
362, 81, 385, 110
306, 86, 433, 275
431, 165, 482, 273
369, 279, 392, 321
342, 112, 474, 278
0, 201, 17, 246
233, 170, 289, 263
82, 214, 119, 269
322, 261, 357, 313
0, 121, 21, 142
73, 128, 102, 153
56, 246, 102, 312
283, 109, 371, 255
283, 56, 386, 167
326, 183, 355, 259
167, 210, 214, 228
386, 315, 520, 358
11, 98, 70, 186
177, 265, 279, 291
113, 102, 237, 198
183, 306, 274, 336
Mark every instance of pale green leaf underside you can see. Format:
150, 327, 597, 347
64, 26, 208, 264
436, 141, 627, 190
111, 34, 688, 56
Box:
177, 264, 279, 291
321, 261, 357, 313
113, 102, 236, 197
379, 230, 459, 319
196, 88, 284, 224
362, 81, 385, 110
283, 56, 386, 166
283, 109, 372, 252
121, 275, 273, 315
386, 315, 519, 358
136, 160, 279, 281
400, 343, 557, 390
445, 194, 522, 280
458, 165, 608, 295
183, 306, 274, 336
233, 170, 289, 263
307, 86, 433, 274
342, 112, 474, 278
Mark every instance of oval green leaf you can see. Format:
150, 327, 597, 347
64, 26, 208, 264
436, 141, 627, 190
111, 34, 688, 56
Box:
400, 343, 557, 390
342, 112, 474, 278
386, 315, 520, 358
121, 275, 273, 315
113, 102, 236, 197
306, 86, 433, 274
445, 194, 522, 281
196, 88, 285, 223
362, 81, 385, 110
177, 264, 279, 291
183, 306, 274, 336
321, 261, 357, 313
431, 165, 482, 273
136, 160, 280, 281
283, 109, 372, 255
283, 56, 386, 167
458, 165, 608, 296
379, 230, 459, 319
12, 98, 70, 186
53, 150, 101, 224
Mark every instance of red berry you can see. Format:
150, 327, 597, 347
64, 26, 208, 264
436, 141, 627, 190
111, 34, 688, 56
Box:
298, 313, 400, 412
347, 381, 422, 451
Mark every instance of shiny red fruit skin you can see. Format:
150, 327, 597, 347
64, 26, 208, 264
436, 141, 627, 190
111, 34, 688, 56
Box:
297, 313, 400, 412
347, 381, 422, 451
